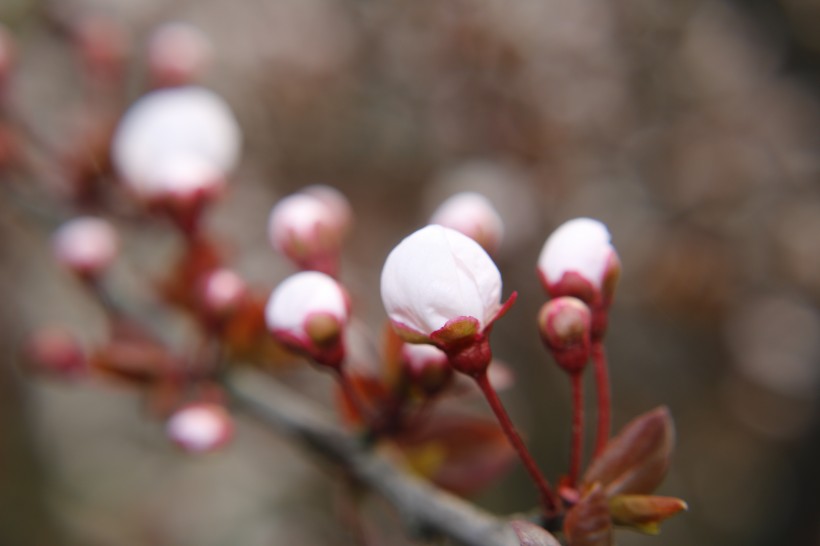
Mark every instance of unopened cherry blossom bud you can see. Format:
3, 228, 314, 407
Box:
537, 218, 621, 307
380, 225, 515, 376
147, 22, 211, 88
73, 14, 129, 86
199, 268, 246, 316
267, 186, 351, 275
52, 216, 119, 277
429, 191, 504, 255
265, 271, 350, 368
400, 342, 453, 395
112, 86, 241, 201
22, 327, 86, 379
538, 297, 592, 375
166, 403, 233, 454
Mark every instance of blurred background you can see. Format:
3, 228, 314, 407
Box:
1, 0, 820, 544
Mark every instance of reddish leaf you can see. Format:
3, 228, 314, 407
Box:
564, 483, 613, 546
583, 406, 674, 496
609, 494, 688, 535
392, 414, 516, 497
510, 520, 561, 546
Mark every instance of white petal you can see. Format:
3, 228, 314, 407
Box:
112, 86, 240, 196
52, 216, 118, 272
537, 218, 613, 289
265, 271, 348, 336
267, 193, 328, 252
380, 225, 502, 335
429, 191, 503, 251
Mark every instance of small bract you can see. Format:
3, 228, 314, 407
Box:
111, 86, 240, 200
429, 191, 504, 255
52, 216, 119, 276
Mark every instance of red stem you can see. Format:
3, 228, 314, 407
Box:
569, 372, 584, 488
591, 340, 611, 457
337, 370, 367, 424
475, 371, 560, 517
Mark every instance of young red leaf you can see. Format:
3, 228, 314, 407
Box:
510, 520, 562, 546
564, 483, 613, 546
582, 406, 674, 496
391, 414, 516, 497
609, 494, 688, 534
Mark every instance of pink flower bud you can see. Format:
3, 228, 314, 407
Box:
73, 14, 129, 86
265, 271, 350, 368
429, 191, 504, 255
400, 342, 452, 395
199, 268, 247, 316
112, 86, 241, 201
52, 216, 119, 277
380, 225, 515, 375
166, 403, 233, 454
538, 297, 592, 375
22, 327, 86, 379
537, 218, 621, 308
267, 186, 351, 275
0, 23, 16, 92
147, 22, 212, 88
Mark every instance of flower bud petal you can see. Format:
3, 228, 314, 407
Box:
199, 268, 246, 316
112, 86, 241, 200
380, 225, 503, 341
147, 22, 212, 88
166, 403, 233, 454
429, 191, 504, 254
52, 216, 119, 276
538, 218, 619, 306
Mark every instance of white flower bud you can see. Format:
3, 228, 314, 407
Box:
52, 216, 119, 276
267, 186, 351, 275
400, 343, 452, 396
265, 271, 350, 367
429, 191, 504, 254
112, 86, 241, 200
200, 268, 246, 315
147, 22, 211, 88
380, 225, 513, 373
166, 403, 233, 454
537, 218, 620, 307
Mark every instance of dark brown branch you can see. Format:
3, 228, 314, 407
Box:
226, 372, 523, 546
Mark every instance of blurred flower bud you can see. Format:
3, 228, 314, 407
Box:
73, 14, 129, 86
0, 23, 16, 94
52, 216, 119, 277
166, 402, 233, 454
400, 342, 453, 396
199, 268, 247, 317
147, 22, 212, 88
112, 86, 241, 201
380, 225, 515, 375
265, 271, 350, 368
22, 327, 86, 379
267, 186, 351, 276
429, 191, 504, 255
538, 297, 592, 375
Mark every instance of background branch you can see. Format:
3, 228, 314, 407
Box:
226, 371, 525, 546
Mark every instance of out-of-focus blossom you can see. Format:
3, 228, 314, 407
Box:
537, 218, 620, 308
166, 403, 233, 454
111, 86, 241, 201
52, 216, 119, 277
267, 185, 351, 275
265, 271, 350, 368
147, 22, 212, 88
429, 191, 504, 255
199, 268, 247, 316
400, 342, 452, 395
22, 327, 86, 379
0, 23, 16, 91
73, 14, 129, 85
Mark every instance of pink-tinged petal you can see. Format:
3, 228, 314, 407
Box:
429, 191, 504, 254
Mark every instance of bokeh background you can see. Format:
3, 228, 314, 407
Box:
1, 0, 820, 545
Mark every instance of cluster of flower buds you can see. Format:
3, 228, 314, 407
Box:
111, 85, 241, 231
264, 271, 350, 369
267, 185, 352, 276
52, 216, 119, 279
